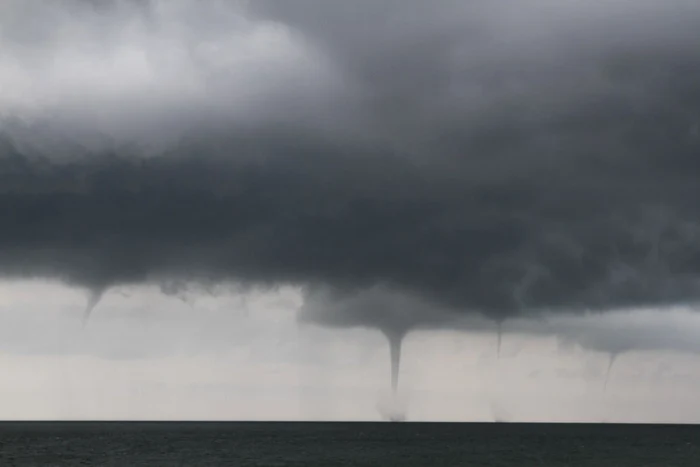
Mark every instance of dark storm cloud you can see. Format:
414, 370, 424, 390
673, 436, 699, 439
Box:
548, 309, 700, 356
2, 0, 700, 332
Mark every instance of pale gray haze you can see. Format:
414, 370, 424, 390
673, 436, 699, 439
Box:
1, 0, 700, 421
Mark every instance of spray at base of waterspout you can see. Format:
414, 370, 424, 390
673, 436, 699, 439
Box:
376, 393, 408, 422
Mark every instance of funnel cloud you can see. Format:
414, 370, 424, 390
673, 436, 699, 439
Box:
386, 332, 403, 395
82, 287, 106, 325
2, 0, 700, 344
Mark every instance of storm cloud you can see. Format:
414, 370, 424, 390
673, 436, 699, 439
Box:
2, 0, 700, 335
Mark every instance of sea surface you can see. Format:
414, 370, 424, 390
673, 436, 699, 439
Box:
0, 422, 698, 466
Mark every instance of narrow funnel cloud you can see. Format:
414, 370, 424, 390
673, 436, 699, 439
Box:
603, 352, 619, 392
299, 285, 461, 391
495, 320, 504, 359
384, 330, 405, 395
82, 287, 106, 326
382, 329, 407, 422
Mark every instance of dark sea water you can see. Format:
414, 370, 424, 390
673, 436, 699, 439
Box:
0, 422, 698, 466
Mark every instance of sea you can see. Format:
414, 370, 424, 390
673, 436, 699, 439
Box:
0, 422, 697, 466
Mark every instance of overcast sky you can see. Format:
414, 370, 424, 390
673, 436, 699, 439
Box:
2, 0, 700, 421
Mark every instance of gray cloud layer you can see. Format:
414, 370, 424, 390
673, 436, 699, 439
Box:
2, 0, 700, 335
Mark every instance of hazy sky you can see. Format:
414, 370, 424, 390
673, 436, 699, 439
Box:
3, 281, 700, 421
2, 0, 700, 421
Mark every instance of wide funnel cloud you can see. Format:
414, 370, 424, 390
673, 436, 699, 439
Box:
2, 0, 700, 331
